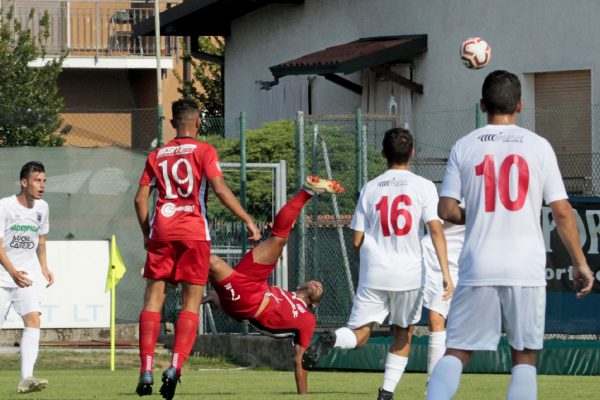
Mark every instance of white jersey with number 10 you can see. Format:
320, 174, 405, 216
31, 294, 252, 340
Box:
440, 124, 568, 287
351, 169, 439, 291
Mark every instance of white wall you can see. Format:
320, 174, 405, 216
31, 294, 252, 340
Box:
225, 0, 600, 137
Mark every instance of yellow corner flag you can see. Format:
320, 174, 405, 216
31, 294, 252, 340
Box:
106, 235, 127, 372
105, 235, 127, 293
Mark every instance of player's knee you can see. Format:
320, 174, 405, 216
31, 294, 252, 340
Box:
23, 312, 41, 328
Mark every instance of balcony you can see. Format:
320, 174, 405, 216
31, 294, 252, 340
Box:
10, 1, 180, 63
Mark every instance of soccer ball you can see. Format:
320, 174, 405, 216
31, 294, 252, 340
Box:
460, 37, 491, 69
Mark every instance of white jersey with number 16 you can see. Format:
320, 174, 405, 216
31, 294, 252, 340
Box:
351, 169, 439, 291
440, 124, 568, 287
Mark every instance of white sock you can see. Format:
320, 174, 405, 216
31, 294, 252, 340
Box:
426, 355, 463, 400
20, 327, 40, 380
334, 327, 357, 349
428, 331, 446, 376
507, 364, 537, 400
382, 353, 408, 393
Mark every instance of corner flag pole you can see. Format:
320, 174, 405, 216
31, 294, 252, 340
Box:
154, 0, 163, 147
110, 266, 116, 371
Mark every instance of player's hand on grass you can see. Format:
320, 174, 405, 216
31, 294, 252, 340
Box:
573, 263, 594, 299
247, 220, 261, 241
11, 270, 32, 288
442, 275, 455, 301
42, 268, 54, 287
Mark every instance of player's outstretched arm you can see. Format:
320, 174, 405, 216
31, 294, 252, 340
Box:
134, 185, 152, 249
209, 176, 261, 241
550, 199, 594, 298
438, 197, 465, 225
294, 345, 309, 394
427, 220, 454, 300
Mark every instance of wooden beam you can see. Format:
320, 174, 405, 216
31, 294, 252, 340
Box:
323, 73, 362, 95
371, 66, 423, 94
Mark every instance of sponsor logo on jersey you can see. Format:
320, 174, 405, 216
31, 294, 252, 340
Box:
160, 202, 195, 217
37, 213, 42, 223
9, 235, 34, 249
478, 134, 498, 142
157, 144, 197, 158
378, 179, 408, 187
478, 132, 524, 143
9, 224, 39, 233
216, 162, 222, 172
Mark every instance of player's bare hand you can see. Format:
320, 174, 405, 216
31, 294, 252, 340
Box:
247, 221, 261, 241
11, 270, 32, 288
42, 268, 54, 287
143, 235, 150, 250
443, 276, 455, 301
573, 264, 594, 299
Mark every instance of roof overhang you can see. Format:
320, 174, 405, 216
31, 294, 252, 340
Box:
267, 35, 427, 94
133, 0, 304, 37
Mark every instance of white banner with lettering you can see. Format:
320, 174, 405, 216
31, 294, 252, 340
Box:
3, 241, 110, 328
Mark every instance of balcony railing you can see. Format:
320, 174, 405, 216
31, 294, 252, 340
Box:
11, 2, 176, 58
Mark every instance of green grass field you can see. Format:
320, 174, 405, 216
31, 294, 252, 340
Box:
0, 351, 597, 399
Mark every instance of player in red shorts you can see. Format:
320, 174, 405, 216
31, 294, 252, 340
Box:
203, 176, 344, 394
134, 98, 261, 400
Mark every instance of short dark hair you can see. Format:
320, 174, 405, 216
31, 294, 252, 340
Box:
20, 161, 45, 180
481, 70, 521, 115
171, 98, 199, 122
382, 127, 413, 165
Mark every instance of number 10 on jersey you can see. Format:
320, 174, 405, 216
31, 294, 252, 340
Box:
375, 195, 413, 236
475, 154, 529, 212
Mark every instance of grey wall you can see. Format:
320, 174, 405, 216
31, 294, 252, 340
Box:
225, 0, 600, 134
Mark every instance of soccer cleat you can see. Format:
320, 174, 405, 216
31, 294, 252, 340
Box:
16, 377, 48, 393
136, 371, 154, 396
301, 331, 336, 370
159, 367, 180, 400
377, 387, 394, 400
304, 176, 345, 195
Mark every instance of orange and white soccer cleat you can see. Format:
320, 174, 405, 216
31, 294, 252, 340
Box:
304, 176, 345, 195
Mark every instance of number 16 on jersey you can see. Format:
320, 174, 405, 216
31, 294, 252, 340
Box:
375, 195, 413, 236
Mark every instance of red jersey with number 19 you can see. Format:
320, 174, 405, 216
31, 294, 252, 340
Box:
139, 137, 223, 241
440, 124, 568, 287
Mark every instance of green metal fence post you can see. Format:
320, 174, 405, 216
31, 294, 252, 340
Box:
295, 111, 306, 284
240, 112, 248, 254
355, 107, 363, 198
476, 102, 484, 129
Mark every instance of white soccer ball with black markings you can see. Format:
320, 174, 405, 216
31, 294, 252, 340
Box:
460, 37, 491, 69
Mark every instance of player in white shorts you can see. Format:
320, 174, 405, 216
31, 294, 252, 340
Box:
302, 128, 454, 400
427, 71, 594, 400
422, 221, 464, 379
0, 162, 54, 394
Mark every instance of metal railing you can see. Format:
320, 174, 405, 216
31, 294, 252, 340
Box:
10, 2, 176, 57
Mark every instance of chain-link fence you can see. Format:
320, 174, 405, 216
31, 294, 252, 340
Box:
2, 103, 600, 336
294, 105, 600, 335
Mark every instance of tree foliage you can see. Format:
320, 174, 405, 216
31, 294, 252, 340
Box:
175, 36, 224, 135
198, 120, 385, 222
0, 7, 67, 147
201, 120, 296, 221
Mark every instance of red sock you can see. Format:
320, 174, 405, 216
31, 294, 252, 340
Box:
271, 190, 313, 238
139, 311, 161, 373
171, 310, 199, 374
